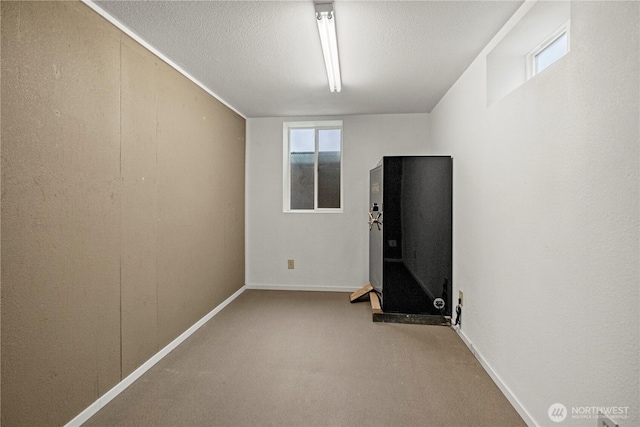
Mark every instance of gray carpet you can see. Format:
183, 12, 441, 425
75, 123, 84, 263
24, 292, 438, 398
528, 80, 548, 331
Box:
84, 290, 525, 427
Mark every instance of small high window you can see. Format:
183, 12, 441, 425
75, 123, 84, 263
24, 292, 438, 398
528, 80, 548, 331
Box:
283, 121, 343, 212
527, 22, 570, 78
487, 2, 570, 106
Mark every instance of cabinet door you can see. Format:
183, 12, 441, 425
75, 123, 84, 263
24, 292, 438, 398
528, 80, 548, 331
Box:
382, 156, 452, 316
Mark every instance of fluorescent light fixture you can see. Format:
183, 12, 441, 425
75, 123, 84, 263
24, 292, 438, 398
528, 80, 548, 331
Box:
315, 2, 341, 92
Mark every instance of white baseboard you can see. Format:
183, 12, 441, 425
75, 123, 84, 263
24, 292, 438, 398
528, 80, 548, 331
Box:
453, 326, 536, 426
245, 283, 360, 293
65, 285, 248, 427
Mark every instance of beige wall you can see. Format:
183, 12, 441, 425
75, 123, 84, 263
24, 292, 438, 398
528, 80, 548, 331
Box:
1, 2, 245, 425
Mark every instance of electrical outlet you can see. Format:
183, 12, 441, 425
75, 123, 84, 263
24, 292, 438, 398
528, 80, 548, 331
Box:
287, 259, 294, 269
459, 290, 464, 306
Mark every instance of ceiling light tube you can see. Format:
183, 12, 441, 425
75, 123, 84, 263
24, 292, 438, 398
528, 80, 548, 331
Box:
315, 3, 341, 92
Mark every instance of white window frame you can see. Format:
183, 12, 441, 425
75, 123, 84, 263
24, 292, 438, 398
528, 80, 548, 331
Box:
526, 21, 571, 79
283, 120, 343, 213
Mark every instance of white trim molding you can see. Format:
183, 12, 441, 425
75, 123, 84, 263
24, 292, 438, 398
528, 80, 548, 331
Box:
453, 326, 536, 426
246, 283, 359, 293
64, 285, 248, 427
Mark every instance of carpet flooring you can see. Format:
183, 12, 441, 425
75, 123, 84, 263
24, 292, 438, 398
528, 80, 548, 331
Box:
84, 290, 525, 427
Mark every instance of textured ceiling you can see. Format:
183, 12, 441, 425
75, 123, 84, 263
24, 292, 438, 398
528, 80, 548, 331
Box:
92, 0, 523, 118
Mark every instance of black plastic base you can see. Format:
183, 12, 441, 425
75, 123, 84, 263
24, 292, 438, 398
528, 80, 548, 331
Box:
372, 312, 450, 325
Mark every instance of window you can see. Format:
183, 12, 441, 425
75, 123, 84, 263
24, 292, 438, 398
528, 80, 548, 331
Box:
486, 2, 570, 105
283, 121, 343, 212
527, 22, 570, 78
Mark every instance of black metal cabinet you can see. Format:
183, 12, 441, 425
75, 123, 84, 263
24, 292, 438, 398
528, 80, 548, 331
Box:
369, 156, 452, 317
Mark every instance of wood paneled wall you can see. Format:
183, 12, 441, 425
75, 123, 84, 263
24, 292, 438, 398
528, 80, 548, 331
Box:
1, 2, 245, 425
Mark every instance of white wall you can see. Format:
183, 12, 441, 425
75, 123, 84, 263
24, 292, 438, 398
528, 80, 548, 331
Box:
246, 114, 430, 291
430, 1, 639, 426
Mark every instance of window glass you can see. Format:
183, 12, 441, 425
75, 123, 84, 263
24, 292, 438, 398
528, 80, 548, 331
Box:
535, 32, 568, 74
290, 128, 315, 153
284, 121, 342, 212
290, 128, 315, 210
317, 129, 341, 209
